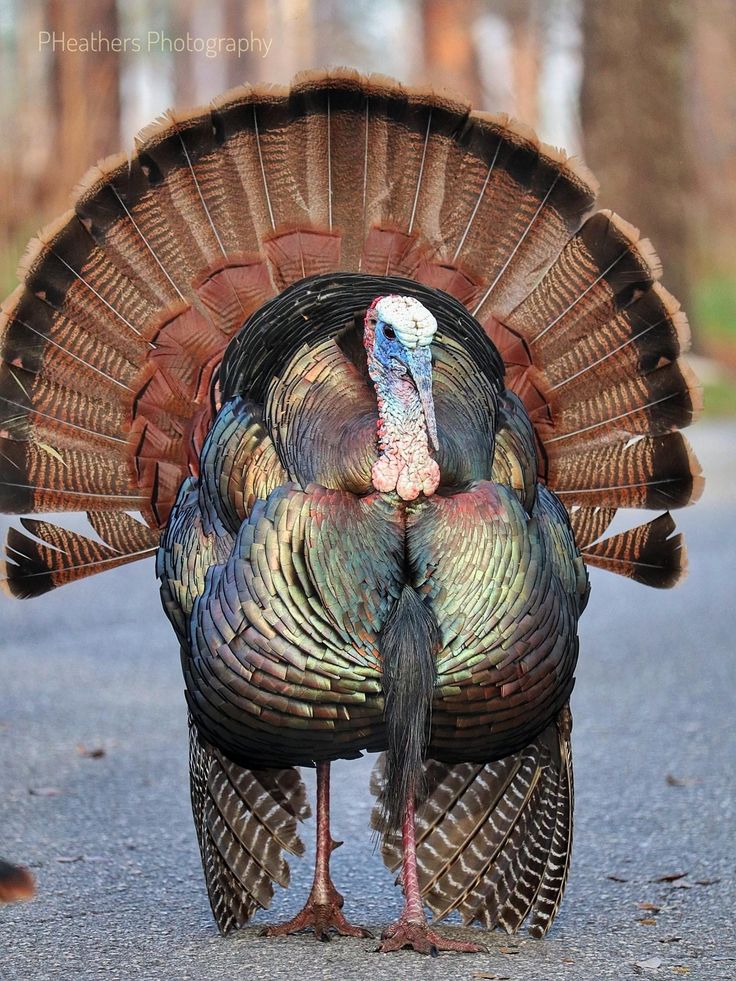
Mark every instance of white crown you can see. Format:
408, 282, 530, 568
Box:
374, 295, 437, 349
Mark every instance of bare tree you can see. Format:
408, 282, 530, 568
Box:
581, 0, 693, 314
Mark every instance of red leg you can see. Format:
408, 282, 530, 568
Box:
262, 762, 372, 940
377, 789, 485, 954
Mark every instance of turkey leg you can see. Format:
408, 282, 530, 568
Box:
378, 788, 485, 954
262, 762, 371, 940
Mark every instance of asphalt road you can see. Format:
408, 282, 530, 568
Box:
1, 421, 735, 981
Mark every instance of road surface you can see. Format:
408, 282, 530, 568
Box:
1, 422, 734, 981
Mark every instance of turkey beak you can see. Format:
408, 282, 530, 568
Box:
406, 346, 438, 451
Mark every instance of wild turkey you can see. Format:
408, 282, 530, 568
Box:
0, 70, 702, 952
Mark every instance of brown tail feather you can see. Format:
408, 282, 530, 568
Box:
1, 513, 159, 598
370, 706, 573, 938
567, 506, 616, 549
546, 358, 702, 446
189, 718, 310, 935
549, 431, 704, 510
541, 282, 690, 397
582, 511, 687, 588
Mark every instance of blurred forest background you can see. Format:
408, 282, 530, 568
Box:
0, 0, 733, 411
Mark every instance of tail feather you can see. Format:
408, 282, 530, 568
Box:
74, 154, 190, 311
500, 211, 701, 549
18, 207, 163, 343
528, 725, 573, 938
370, 706, 573, 937
547, 358, 701, 446
378, 585, 439, 832
510, 212, 661, 356
0, 513, 158, 598
550, 431, 704, 510
0, 358, 130, 444
567, 506, 616, 549
582, 511, 687, 588
1, 288, 142, 395
133, 109, 231, 274
189, 719, 310, 935
542, 283, 690, 396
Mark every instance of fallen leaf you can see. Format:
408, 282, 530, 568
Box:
665, 774, 700, 787
56, 855, 83, 864
659, 936, 682, 944
29, 786, 62, 797
652, 872, 688, 883
499, 947, 520, 955
694, 878, 720, 886
670, 881, 693, 890
672, 969, 690, 976
472, 975, 511, 980
608, 874, 629, 882
76, 744, 106, 759
638, 918, 658, 926
634, 956, 662, 974
562, 958, 575, 964
638, 903, 662, 912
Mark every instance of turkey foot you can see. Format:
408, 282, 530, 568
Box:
262, 762, 371, 941
378, 919, 484, 955
262, 880, 371, 941
377, 788, 485, 955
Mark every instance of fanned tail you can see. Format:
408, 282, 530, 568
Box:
188, 719, 310, 934
1, 69, 700, 594
370, 705, 573, 938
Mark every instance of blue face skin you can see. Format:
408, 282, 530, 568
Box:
371, 319, 438, 450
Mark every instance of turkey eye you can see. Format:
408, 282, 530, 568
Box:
383, 325, 396, 339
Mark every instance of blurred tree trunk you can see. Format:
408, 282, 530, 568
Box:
508, 1, 540, 127
223, 0, 272, 87
267, 0, 315, 84
3, 1, 55, 239
422, 0, 482, 104
47, 0, 120, 212
690, 0, 736, 275
581, 0, 693, 317
173, 0, 197, 106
